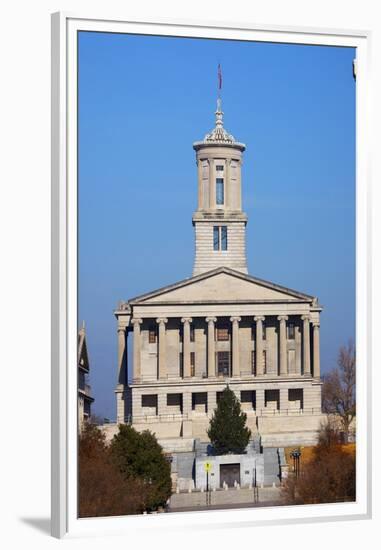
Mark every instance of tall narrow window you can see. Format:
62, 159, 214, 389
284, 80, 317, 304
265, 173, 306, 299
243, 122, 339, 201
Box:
221, 226, 227, 250
217, 351, 230, 377
148, 326, 157, 344
190, 325, 195, 342
213, 226, 220, 250
213, 226, 228, 251
190, 352, 195, 377
216, 178, 224, 205
288, 323, 295, 340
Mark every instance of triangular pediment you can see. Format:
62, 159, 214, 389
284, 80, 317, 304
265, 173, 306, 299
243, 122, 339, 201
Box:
128, 267, 314, 305
78, 328, 90, 371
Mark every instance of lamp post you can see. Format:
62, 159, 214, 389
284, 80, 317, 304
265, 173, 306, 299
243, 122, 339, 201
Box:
290, 449, 301, 478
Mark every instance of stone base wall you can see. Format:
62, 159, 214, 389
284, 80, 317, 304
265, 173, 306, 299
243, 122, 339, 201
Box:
127, 413, 325, 449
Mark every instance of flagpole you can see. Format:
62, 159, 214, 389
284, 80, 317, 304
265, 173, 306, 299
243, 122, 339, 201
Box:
217, 63, 222, 111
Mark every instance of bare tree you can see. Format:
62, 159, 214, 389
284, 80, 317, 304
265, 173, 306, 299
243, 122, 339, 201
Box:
281, 420, 356, 506
322, 340, 356, 440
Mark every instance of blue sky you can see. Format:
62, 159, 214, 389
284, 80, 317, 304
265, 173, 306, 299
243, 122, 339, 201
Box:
78, 32, 356, 420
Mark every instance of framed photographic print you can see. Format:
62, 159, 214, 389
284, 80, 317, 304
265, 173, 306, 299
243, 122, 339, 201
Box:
51, 12, 371, 539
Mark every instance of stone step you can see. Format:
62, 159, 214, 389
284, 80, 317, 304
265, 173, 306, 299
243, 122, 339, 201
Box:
263, 447, 281, 485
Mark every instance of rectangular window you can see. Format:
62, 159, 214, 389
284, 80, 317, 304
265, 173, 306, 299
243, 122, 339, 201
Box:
263, 350, 267, 373
288, 323, 295, 339
192, 392, 207, 412
289, 388, 304, 410
265, 389, 279, 410
221, 226, 227, 250
241, 390, 255, 410
217, 326, 229, 341
216, 165, 224, 171
142, 394, 158, 416
262, 322, 266, 340
216, 178, 224, 205
190, 352, 195, 377
213, 226, 228, 251
251, 350, 256, 375
148, 326, 157, 343
167, 393, 183, 413
190, 325, 195, 342
217, 351, 230, 377
213, 226, 220, 251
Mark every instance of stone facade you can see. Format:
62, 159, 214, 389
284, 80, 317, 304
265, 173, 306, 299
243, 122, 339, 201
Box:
115, 99, 324, 448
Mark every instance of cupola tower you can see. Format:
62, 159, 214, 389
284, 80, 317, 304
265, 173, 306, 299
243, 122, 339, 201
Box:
192, 97, 248, 275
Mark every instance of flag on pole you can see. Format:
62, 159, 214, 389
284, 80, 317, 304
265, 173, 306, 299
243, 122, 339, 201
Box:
218, 63, 222, 91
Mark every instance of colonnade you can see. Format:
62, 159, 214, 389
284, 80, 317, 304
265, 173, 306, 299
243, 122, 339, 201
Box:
117, 314, 320, 383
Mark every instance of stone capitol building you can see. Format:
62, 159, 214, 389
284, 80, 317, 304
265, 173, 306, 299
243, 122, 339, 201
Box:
114, 97, 324, 453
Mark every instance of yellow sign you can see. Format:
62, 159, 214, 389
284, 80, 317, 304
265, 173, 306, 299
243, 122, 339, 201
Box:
204, 462, 212, 472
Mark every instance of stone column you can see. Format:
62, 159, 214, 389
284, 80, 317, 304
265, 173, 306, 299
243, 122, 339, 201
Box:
181, 317, 193, 378
277, 315, 288, 377
197, 159, 203, 209
254, 316, 265, 375
209, 159, 215, 208
156, 318, 168, 379
312, 322, 321, 379
237, 160, 242, 210
206, 317, 217, 377
131, 318, 142, 382
230, 316, 241, 377
301, 315, 311, 376
117, 325, 127, 385
225, 158, 231, 208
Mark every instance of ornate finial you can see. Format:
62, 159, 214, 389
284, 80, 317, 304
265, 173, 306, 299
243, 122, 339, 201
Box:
204, 96, 235, 144
193, 65, 245, 151
215, 97, 223, 128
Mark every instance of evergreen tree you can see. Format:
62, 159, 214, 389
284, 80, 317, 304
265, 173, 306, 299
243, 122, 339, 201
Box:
207, 386, 251, 455
110, 424, 172, 511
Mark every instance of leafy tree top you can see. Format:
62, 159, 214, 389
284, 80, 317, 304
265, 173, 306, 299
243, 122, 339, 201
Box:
207, 386, 251, 455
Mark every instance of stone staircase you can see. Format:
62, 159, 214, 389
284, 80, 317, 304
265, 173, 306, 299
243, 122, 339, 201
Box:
263, 447, 281, 486
176, 452, 195, 479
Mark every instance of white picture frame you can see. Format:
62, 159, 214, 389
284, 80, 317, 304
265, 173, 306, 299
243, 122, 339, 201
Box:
51, 12, 372, 539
